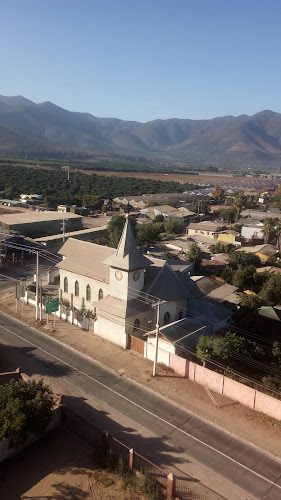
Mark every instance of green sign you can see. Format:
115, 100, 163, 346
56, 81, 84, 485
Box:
46, 298, 59, 314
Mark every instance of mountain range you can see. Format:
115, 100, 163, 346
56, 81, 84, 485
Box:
1, 95, 281, 169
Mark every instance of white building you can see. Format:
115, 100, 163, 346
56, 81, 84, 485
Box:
57, 216, 201, 348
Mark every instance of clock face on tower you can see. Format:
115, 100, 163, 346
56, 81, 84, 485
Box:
115, 270, 123, 281
133, 270, 140, 281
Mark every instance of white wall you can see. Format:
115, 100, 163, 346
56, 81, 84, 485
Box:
95, 314, 127, 349
109, 267, 145, 301
60, 269, 110, 310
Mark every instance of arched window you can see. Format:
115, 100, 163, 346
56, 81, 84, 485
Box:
164, 311, 170, 325
64, 277, 68, 293
133, 318, 140, 331
86, 284, 91, 301
98, 289, 103, 301
178, 310, 183, 320
75, 280, 79, 297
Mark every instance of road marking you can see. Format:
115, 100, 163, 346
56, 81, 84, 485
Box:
1, 322, 281, 493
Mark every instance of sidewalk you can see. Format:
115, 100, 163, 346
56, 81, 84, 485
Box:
1, 286, 281, 461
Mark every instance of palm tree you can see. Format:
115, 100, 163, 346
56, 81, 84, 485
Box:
262, 218, 275, 244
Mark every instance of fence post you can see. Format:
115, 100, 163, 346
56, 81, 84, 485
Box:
167, 473, 175, 499
129, 448, 134, 471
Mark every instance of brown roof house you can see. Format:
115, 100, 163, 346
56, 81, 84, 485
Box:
57, 216, 201, 349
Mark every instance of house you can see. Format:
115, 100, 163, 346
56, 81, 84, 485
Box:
140, 205, 195, 221
255, 306, 281, 336
256, 266, 281, 275
190, 276, 239, 307
145, 317, 208, 355
236, 244, 278, 263
217, 230, 241, 246
57, 216, 201, 349
241, 222, 264, 244
145, 298, 233, 356
187, 221, 224, 239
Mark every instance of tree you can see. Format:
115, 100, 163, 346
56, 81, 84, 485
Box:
154, 214, 164, 223
107, 215, 138, 248
212, 186, 225, 202
232, 265, 256, 290
196, 332, 265, 368
209, 242, 230, 254
262, 218, 275, 244
260, 273, 281, 306
0, 379, 54, 448
196, 336, 213, 362
239, 293, 261, 310
161, 251, 180, 260
164, 218, 185, 235
192, 200, 210, 215
107, 215, 126, 247
228, 251, 261, 269
221, 265, 235, 284
136, 222, 163, 246
187, 242, 202, 271
219, 208, 237, 223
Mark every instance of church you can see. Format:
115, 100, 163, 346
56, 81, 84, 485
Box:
57, 216, 211, 348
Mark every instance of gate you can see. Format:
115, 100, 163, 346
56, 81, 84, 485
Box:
129, 335, 145, 356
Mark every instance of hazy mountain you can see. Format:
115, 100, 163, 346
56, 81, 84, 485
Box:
1, 95, 281, 168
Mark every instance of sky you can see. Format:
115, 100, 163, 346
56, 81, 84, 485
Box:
1, 0, 281, 122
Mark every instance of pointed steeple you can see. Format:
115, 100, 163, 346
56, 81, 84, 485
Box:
102, 215, 151, 271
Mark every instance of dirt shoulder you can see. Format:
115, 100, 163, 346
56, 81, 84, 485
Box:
1, 287, 281, 461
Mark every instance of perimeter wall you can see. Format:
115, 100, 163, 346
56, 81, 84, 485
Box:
144, 343, 281, 421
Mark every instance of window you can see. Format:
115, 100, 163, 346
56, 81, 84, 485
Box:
75, 280, 79, 297
164, 311, 170, 325
178, 310, 183, 320
86, 284, 91, 301
98, 289, 103, 300
133, 318, 140, 331
64, 277, 68, 293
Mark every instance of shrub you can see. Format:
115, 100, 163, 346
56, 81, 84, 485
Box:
0, 379, 54, 448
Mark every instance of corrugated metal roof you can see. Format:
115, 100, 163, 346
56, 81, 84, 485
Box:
57, 238, 115, 283
0, 211, 82, 225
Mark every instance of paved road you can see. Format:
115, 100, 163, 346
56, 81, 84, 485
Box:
0, 313, 281, 500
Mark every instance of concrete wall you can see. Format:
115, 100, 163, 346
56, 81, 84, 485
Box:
95, 314, 127, 349
143, 345, 281, 422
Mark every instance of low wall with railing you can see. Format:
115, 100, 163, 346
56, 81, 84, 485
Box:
62, 406, 204, 500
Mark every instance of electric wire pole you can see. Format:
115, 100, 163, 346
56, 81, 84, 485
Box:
35, 251, 39, 321
153, 300, 160, 377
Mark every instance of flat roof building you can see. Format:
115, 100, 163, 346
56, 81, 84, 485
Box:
0, 211, 83, 238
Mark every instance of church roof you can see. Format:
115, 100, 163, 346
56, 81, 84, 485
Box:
57, 238, 115, 283
147, 262, 190, 301
102, 216, 151, 271
95, 295, 151, 318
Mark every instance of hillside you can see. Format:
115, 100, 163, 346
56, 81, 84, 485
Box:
1, 95, 281, 169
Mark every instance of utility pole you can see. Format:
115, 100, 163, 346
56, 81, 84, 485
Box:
61, 219, 66, 243
153, 300, 160, 377
40, 278, 43, 322
35, 251, 39, 321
